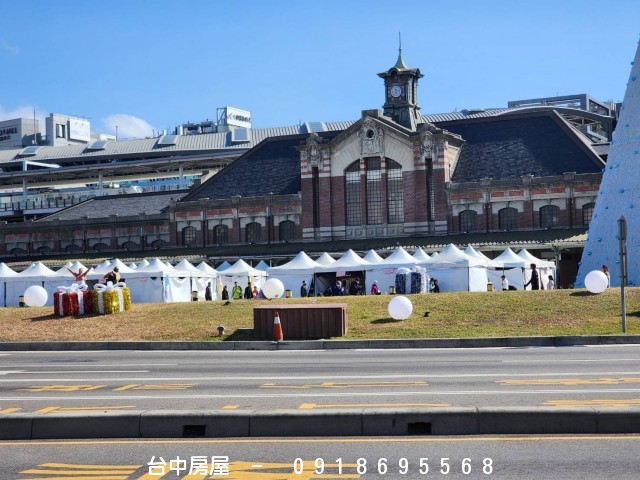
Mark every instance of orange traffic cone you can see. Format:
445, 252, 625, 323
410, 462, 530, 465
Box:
273, 310, 284, 341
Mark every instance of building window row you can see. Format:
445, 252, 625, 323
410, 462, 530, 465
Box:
182, 220, 297, 246
345, 158, 404, 227
458, 204, 594, 232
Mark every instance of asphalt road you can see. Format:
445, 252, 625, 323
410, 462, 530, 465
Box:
2, 435, 639, 479
2, 345, 640, 415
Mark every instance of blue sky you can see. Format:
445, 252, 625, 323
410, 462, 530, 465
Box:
1, 0, 639, 138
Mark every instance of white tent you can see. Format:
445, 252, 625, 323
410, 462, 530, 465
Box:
254, 260, 270, 271
488, 248, 527, 290
517, 249, 556, 290
88, 259, 136, 279
6, 262, 59, 307
266, 252, 319, 298
216, 261, 232, 272
365, 247, 420, 294
413, 248, 430, 262
463, 246, 498, 268
218, 259, 267, 296
315, 252, 336, 266
363, 250, 384, 264
54, 261, 74, 275
315, 250, 370, 295
0, 263, 19, 307
196, 261, 218, 275
126, 258, 189, 303
137, 259, 150, 269
173, 259, 216, 300
128, 262, 138, 270
421, 244, 489, 292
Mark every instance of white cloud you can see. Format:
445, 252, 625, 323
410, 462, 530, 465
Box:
1, 41, 19, 55
102, 114, 156, 139
0, 105, 47, 133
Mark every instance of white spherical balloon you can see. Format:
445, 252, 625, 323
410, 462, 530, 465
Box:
585, 270, 609, 294
24, 285, 48, 307
262, 278, 285, 299
388, 295, 413, 320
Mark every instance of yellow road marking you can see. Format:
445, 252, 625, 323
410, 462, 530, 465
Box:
223, 404, 240, 409
18, 385, 107, 392
498, 377, 640, 386
262, 381, 427, 389
5, 435, 640, 447
34, 406, 136, 414
299, 402, 450, 409
18, 476, 129, 480
545, 399, 640, 407
113, 384, 196, 391
0, 407, 21, 414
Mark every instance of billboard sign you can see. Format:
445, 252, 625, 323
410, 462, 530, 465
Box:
69, 118, 91, 142
225, 107, 252, 129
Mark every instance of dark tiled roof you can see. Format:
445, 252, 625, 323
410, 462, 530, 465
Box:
437, 114, 603, 182
182, 132, 340, 201
37, 191, 187, 222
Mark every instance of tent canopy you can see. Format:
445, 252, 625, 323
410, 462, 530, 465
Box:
196, 261, 218, 275
0, 263, 19, 277
517, 249, 555, 268
492, 248, 527, 268
315, 252, 336, 265
378, 247, 418, 266
316, 249, 370, 272
267, 251, 319, 274
216, 261, 232, 271
254, 260, 269, 271
413, 248, 430, 262
422, 244, 486, 269
463, 245, 499, 268
222, 259, 265, 277
363, 250, 384, 264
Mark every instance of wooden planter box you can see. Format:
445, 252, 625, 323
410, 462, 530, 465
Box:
253, 304, 348, 339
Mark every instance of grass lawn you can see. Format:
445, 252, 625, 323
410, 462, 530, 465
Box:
1, 288, 639, 342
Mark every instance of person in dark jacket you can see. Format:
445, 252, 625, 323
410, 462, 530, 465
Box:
300, 280, 308, 298
221, 286, 229, 300
524, 263, 540, 290
244, 284, 253, 299
205, 282, 213, 301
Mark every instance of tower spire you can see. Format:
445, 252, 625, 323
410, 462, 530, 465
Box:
394, 32, 408, 70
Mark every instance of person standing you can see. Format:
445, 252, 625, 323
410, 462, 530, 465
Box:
67, 266, 89, 286
602, 265, 610, 287
524, 264, 540, 290
300, 280, 308, 298
501, 275, 509, 291
231, 282, 242, 300
547, 275, 555, 290
252, 285, 259, 299
243, 283, 253, 299
205, 282, 213, 301
104, 267, 120, 284
432, 279, 440, 293
221, 285, 229, 300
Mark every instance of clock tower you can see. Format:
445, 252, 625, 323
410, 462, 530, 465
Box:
378, 39, 423, 131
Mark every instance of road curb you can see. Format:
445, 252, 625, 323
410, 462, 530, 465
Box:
2, 335, 640, 351
3, 407, 640, 440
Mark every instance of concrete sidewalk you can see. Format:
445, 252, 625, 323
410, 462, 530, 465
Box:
2, 334, 640, 351
3, 406, 640, 440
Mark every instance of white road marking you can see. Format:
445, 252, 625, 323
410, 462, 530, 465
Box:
502, 359, 640, 363
4, 388, 640, 401
0, 371, 25, 376
1, 364, 177, 367
0, 370, 149, 376
1, 371, 640, 382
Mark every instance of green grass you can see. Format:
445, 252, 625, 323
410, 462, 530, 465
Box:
1, 288, 638, 342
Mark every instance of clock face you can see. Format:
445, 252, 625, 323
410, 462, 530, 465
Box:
390, 85, 402, 98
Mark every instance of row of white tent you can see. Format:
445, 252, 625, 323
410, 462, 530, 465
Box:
0, 245, 554, 307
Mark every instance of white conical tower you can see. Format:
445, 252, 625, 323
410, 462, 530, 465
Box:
577, 38, 640, 287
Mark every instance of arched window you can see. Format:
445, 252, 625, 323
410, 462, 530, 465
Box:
498, 207, 518, 231
366, 158, 382, 224
279, 220, 295, 242
540, 205, 560, 228
387, 159, 404, 224
121, 241, 138, 251
151, 239, 166, 249
245, 222, 261, 243
182, 226, 196, 246
93, 242, 108, 253
344, 161, 361, 226
37, 245, 51, 255
582, 202, 595, 226
213, 224, 229, 245
65, 244, 82, 254
458, 210, 477, 232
